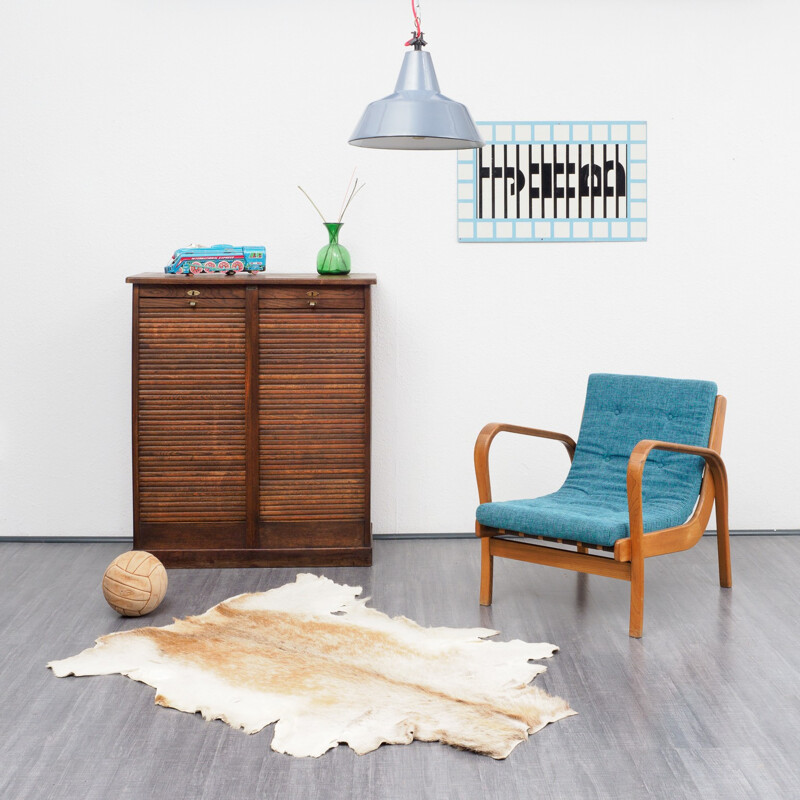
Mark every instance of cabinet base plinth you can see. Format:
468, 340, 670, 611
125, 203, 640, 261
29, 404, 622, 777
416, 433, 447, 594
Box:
140, 547, 373, 569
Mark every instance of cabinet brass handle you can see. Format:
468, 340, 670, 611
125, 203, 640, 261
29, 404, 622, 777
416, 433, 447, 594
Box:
188, 300, 197, 307
308, 300, 317, 308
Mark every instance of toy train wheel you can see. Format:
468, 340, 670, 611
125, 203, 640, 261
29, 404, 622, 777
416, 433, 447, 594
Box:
217, 260, 230, 271
231, 260, 244, 272
204, 261, 216, 272
189, 261, 203, 274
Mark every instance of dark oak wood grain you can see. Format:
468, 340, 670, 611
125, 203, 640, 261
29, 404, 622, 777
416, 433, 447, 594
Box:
141, 545, 373, 568
135, 301, 248, 527
129, 274, 374, 567
138, 285, 247, 298
259, 286, 365, 309
245, 285, 260, 550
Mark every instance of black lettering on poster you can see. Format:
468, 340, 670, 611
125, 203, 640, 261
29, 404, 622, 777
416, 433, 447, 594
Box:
478, 144, 627, 220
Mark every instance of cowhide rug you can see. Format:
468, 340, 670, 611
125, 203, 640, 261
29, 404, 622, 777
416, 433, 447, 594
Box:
48, 574, 575, 758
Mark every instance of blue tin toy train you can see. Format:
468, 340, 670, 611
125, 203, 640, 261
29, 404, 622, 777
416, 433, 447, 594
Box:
164, 245, 266, 275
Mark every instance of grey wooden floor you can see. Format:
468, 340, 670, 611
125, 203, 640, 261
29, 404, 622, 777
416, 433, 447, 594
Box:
1, 537, 798, 800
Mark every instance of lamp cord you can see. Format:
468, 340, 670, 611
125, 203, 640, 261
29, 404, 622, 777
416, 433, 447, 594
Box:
404, 0, 426, 49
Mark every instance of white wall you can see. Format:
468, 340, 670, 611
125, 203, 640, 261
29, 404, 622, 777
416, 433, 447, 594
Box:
1, 0, 797, 537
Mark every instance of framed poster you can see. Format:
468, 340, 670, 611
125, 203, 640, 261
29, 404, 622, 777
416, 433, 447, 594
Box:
457, 121, 647, 242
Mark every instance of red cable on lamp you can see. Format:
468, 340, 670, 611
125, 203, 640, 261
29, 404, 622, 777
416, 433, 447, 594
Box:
404, 0, 422, 46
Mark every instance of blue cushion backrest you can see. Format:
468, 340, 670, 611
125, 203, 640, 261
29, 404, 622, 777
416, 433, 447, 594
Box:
563, 374, 718, 516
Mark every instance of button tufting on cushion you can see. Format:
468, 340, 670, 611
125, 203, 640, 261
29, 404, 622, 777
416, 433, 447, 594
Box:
476, 373, 717, 547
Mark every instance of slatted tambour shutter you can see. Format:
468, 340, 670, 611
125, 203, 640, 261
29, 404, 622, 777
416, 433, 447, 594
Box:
137, 299, 247, 527
129, 274, 374, 566
259, 308, 367, 546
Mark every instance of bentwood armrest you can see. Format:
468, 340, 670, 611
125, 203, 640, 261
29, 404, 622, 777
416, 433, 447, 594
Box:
474, 423, 577, 506
623, 437, 731, 634
476, 377, 729, 638
626, 439, 729, 549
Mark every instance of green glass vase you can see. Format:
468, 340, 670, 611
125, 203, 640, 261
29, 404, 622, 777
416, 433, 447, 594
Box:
317, 222, 351, 275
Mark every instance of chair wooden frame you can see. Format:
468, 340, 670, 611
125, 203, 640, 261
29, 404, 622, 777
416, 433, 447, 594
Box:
475, 396, 731, 637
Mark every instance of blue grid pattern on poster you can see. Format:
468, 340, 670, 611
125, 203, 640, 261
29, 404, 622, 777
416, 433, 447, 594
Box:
457, 121, 647, 242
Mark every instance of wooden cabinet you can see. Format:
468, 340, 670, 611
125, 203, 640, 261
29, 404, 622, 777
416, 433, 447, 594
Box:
127, 273, 376, 567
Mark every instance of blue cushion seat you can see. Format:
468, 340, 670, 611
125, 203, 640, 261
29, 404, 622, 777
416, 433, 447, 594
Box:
475, 374, 718, 548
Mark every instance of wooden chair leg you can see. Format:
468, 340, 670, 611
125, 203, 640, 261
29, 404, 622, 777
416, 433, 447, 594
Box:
717, 529, 732, 588
713, 472, 732, 589
479, 537, 494, 605
629, 558, 644, 638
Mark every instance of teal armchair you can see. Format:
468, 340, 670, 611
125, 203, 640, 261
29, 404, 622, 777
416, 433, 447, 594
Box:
474, 374, 731, 637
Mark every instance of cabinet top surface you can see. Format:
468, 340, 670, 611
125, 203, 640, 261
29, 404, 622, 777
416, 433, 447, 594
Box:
126, 272, 376, 285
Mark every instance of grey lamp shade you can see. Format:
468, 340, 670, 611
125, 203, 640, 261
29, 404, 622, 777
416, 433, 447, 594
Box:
349, 50, 483, 150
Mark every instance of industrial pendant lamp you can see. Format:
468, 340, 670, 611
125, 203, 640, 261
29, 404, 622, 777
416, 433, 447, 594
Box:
348, 1, 483, 151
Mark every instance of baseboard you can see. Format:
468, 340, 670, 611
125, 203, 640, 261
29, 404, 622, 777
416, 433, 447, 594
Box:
373, 530, 800, 539
721, 530, 800, 535
0, 530, 797, 543
374, 532, 475, 540
0, 536, 134, 543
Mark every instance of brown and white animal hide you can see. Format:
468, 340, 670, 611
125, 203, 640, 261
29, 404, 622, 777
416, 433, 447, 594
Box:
48, 574, 575, 759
